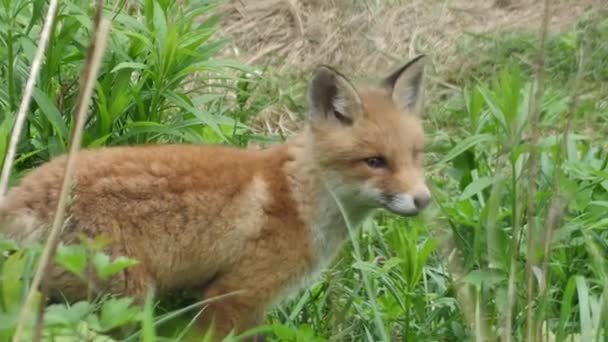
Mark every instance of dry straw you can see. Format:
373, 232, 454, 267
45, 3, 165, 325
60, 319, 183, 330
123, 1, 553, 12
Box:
217, 0, 594, 136
535, 29, 587, 341
523, 0, 551, 340
218, 0, 593, 74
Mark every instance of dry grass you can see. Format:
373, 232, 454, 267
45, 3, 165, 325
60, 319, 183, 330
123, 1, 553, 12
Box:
214, 0, 601, 134
217, 0, 598, 75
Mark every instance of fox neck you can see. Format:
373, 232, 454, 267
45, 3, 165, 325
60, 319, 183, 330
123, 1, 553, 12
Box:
284, 128, 376, 268
314, 178, 375, 263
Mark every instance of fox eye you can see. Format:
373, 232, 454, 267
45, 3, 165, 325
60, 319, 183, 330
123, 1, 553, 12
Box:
364, 156, 387, 168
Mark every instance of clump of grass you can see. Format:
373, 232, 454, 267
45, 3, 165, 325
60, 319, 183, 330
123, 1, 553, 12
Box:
447, 9, 608, 86
0, 0, 257, 178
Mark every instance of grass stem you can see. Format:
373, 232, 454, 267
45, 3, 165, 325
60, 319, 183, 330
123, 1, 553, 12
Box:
11, 15, 112, 342
524, 0, 552, 341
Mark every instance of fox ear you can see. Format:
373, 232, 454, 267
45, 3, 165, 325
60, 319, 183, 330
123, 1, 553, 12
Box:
308, 65, 363, 125
382, 55, 426, 115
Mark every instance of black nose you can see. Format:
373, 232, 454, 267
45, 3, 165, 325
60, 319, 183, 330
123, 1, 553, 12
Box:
414, 193, 431, 210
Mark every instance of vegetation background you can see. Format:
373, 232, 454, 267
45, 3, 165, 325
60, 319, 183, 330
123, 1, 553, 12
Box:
0, 0, 607, 341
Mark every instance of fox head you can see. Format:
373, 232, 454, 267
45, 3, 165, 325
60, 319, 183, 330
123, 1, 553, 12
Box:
307, 56, 431, 217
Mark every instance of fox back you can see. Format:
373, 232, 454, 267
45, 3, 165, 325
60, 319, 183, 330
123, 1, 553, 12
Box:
0, 56, 431, 341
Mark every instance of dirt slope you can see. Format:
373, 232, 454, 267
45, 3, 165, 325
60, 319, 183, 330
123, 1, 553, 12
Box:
217, 0, 601, 75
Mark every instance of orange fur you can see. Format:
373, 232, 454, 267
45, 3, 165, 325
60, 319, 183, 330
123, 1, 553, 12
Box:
0, 56, 431, 340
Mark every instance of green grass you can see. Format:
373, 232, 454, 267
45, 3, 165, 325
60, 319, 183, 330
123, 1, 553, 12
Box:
1, 1, 607, 341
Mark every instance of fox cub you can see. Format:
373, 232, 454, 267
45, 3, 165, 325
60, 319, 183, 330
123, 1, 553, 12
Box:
0, 56, 431, 339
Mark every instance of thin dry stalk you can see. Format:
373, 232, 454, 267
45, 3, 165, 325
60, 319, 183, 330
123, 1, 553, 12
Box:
11, 17, 112, 342
535, 42, 586, 339
32, 1, 108, 340
435, 227, 489, 340
0, 0, 60, 198
503, 174, 523, 342
32, 274, 48, 342
284, 0, 304, 36
501, 4, 560, 342
524, 0, 552, 341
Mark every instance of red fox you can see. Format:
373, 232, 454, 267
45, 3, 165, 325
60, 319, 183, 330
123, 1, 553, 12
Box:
0, 56, 431, 340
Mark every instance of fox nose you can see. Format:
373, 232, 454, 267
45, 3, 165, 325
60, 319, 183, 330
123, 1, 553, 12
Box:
413, 192, 431, 210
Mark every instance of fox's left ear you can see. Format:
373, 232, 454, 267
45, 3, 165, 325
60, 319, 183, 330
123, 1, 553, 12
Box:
382, 55, 426, 115
308, 65, 363, 125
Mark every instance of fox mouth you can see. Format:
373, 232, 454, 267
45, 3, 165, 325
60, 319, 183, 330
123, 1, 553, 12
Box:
383, 204, 421, 217
379, 194, 421, 217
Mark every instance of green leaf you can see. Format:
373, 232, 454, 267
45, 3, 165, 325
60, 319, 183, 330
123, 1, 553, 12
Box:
556, 276, 577, 341
110, 62, 148, 73
144, 0, 155, 32
45, 301, 92, 326
0, 312, 17, 331
55, 244, 87, 277
576, 276, 592, 342
141, 291, 157, 342
93, 253, 139, 280
484, 177, 505, 267
0, 235, 18, 253
153, 0, 168, 48
99, 297, 139, 331
459, 176, 494, 201
438, 134, 495, 165
32, 88, 69, 145
163, 90, 229, 141
271, 323, 296, 340
477, 85, 507, 131
416, 238, 437, 269
352, 260, 381, 275
112, 121, 188, 143
381, 257, 404, 272
462, 268, 505, 288
0, 114, 13, 170
2, 250, 28, 312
